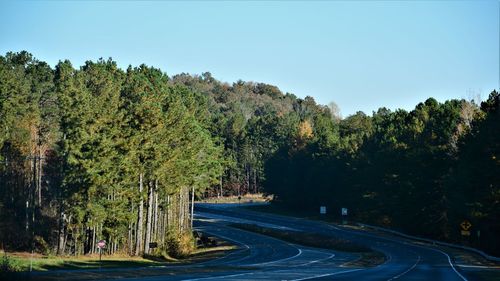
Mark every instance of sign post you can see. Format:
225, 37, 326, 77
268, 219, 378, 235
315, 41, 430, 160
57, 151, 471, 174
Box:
341, 208, 348, 224
97, 240, 106, 265
460, 220, 472, 237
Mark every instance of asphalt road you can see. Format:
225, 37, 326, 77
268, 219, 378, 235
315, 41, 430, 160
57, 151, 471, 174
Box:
187, 204, 470, 281
96, 203, 481, 281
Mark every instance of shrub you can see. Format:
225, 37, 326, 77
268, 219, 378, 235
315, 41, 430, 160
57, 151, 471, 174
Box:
0, 254, 21, 272
34, 236, 50, 255
164, 231, 195, 258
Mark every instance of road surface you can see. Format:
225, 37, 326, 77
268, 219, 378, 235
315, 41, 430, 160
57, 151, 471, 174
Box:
95, 203, 480, 281
27, 203, 497, 281
184, 204, 470, 281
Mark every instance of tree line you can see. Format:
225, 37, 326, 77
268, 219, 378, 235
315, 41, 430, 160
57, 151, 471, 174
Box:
0, 52, 222, 257
264, 93, 499, 256
1, 51, 498, 257
168, 65, 499, 255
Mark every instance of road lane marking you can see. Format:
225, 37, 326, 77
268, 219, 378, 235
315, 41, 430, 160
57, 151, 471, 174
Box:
196, 228, 251, 250
398, 242, 468, 281
191, 228, 251, 266
400, 241, 468, 281
184, 267, 364, 281
181, 272, 254, 281
288, 268, 365, 281
433, 248, 468, 281
198, 208, 469, 280
247, 248, 303, 266
317, 214, 469, 281
297, 253, 336, 266
386, 255, 421, 281
196, 212, 297, 231
456, 264, 500, 269
197, 227, 303, 266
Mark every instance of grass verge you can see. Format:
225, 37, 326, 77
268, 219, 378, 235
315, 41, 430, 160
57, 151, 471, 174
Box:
0, 239, 237, 273
463, 270, 500, 281
2, 254, 161, 272
197, 193, 271, 204
230, 223, 369, 252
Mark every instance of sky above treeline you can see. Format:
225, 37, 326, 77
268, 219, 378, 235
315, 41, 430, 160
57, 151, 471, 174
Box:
0, 0, 498, 116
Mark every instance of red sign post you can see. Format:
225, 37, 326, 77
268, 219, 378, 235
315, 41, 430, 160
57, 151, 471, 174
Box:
97, 240, 106, 263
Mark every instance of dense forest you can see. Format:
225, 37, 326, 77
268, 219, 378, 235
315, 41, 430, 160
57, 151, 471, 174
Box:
264, 93, 500, 255
0, 52, 223, 257
0, 51, 499, 256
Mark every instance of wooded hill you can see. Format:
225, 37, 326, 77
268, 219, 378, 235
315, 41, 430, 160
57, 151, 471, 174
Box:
0, 51, 499, 256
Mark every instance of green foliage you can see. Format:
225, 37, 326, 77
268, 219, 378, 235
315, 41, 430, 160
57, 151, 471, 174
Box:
0, 52, 224, 256
34, 236, 50, 256
1, 254, 21, 272
264, 92, 499, 255
164, 231, 195, 259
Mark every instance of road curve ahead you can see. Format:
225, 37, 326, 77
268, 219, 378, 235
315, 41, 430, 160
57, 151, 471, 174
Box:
82, 203, 488, 281
188, 203, 473, 281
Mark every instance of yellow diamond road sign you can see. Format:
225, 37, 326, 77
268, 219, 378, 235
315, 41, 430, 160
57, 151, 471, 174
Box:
460, 220, 472, 231
461, 230, 471, 236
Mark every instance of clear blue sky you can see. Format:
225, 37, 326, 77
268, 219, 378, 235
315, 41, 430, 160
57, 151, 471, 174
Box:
1, 0, 498, 116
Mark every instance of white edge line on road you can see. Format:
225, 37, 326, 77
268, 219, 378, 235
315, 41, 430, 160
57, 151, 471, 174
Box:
356, 222, 500, 262
198, 208, 466, 281
434, 248, 469, 281
409, 242, 468, 281
185, 252, 337, 281
194, 229, 250, 250
191, 229, 250, 266
181, 272, 254, 281
196, 212, 297, 231
456, 264, 500, 269
387, 255, 421, 281
325, 219, 468, 281
289, 268, 365, 281
247, 248, 303, 266
297, 253, 336, 267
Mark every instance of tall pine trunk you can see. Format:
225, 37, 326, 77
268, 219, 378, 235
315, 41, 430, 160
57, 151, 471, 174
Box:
153, 180, 158, 242
190, 186, 195, 228
253, 170, 257, 194
144, 181, 154, 254
57, 212, 66, 255
135, 173, 144, 256
37, 148, 43, 206
219, 175, 223, 198
166, 195, 171, 235
179, 188, 185, 232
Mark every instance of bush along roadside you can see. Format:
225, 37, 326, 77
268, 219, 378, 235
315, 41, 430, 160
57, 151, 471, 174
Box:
0, 253, 22, 273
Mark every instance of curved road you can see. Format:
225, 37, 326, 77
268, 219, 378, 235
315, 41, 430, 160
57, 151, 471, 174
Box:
104, 203, 476, 281
182, 204, 470, 281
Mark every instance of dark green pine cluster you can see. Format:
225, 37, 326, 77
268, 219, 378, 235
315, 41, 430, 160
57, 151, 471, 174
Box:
264, 93, 499, 256
0, 52, 223, 256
